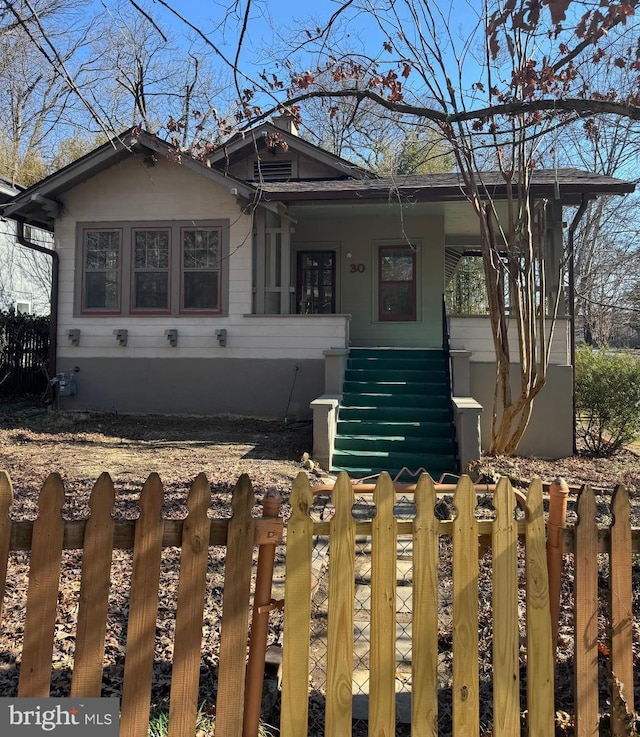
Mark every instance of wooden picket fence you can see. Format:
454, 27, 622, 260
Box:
561, 485, 638, 737
1, 467, 638, 737
281, 471, 556, 736
0, 469, 283, 737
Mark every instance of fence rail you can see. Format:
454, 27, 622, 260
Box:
1, 468, 638, 737
0, 470, 283, 737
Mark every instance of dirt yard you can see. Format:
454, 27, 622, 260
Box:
1, 401, 638, 514
0, 402, 639, 733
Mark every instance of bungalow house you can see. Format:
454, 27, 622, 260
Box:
1, 119, 633, 477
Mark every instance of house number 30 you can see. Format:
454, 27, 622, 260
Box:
349, 263, 365, 273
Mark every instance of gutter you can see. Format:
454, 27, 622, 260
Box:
568, 195, 589, 455
16, 220, 59, 379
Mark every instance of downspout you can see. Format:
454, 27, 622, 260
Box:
16, 220, 59, 379
568, 195, 589, 455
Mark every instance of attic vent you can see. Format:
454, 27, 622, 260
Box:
254, 159, 293, 181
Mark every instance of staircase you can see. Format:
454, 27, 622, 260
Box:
331, 348, 458, 481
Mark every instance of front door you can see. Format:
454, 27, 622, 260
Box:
296, 251, 336, 314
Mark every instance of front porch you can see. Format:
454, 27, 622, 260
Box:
310, 316, 573, 476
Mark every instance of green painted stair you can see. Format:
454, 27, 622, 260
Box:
332, 348, 459, 481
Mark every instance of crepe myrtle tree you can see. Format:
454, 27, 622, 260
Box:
227, 0, 640, 455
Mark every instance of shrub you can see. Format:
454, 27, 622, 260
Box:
575, 346, 640, 456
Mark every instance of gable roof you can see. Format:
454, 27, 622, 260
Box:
1, 128, 258, 230
256, 168, 635, 205
2, 122, 634, 231
208, 121, 369, 179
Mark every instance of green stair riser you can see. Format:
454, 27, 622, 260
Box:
342, 393, 450, 409
348, 358, 447, 372
338, 406, 451, 422
343, 381, 448, 395
332, 449, 456, 466
348, 348, 446, 359
335, 436, 455, 454
345, 369, 447, 382
337, 420, 452, 437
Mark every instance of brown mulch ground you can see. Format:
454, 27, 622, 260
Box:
0, 402, 638, 734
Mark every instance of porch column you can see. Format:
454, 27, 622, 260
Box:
254, 209, 266, 314
545, 199, 565, 317
280, 221, 291, 314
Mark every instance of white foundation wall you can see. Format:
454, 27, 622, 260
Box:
449, 316, 570, 364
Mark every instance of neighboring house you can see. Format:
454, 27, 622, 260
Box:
0, 174, 52, 315
1, 119, 634, 475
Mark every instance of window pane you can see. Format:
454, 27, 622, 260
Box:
381, 251, 414, 281
134, 272, 169, 309
183, 230, 219, 268
84, 230, 120, 310
86, 231, 120, 269
380, 283, 413, 317
134, 231, 169, 268
184, 272, 218, 310
85, 272, 118, 309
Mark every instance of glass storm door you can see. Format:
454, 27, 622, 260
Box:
296, 251, 336, 314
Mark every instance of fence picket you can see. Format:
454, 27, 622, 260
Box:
18, 473, 65, 697
0, 470, 13, 623
120, 473, 165, 737
369, 472, 398, 734
215, 474, 255, 737
168, 473, 212, 737
325, 472, 356, 734
609, 485, 634, 735
280, 472, 314, 737
574, 485, 599, 737
72, 473, 116, 697
452, 475, 479, 737
412, 473, 439, 737
525, 478, 555, 737
492, 478, 519, 737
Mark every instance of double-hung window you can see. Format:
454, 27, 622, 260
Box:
77, 221, 227, 316
133, 229, 170, 311
181, 228, 221, 312
83, 229, 121, 311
